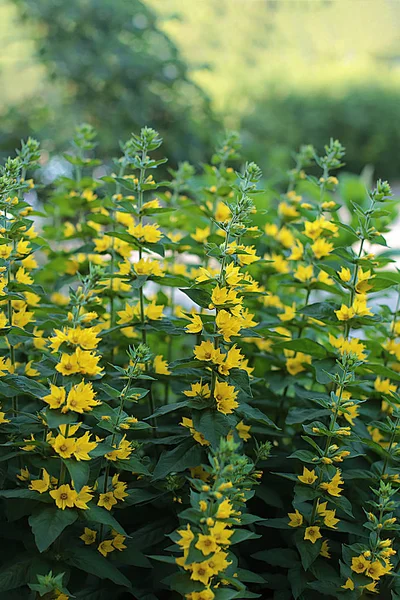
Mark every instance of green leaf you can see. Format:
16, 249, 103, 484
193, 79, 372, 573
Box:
145, 400, 190, 420
179, 287, 212, 308
300, 302, 339, 322
83, 505, 127, 536
288, 566, 307, 600
63, 459, 90, 491
236, 403, 279, 429
192, 409, 231, 449
152, 439, 203, 480
252, 548, 298, 568
230, 529, 260, 544
296, 537, 323, 571
229, 369, 253, 398
44, 409, 78, 429
286, 407, 330, 425
0, 557, 33, 592
29, 506, 77, 552
274, 338, 327, 359
0, 489, 51, 502
117, 455, 151, 476
8, 376, 48, 398
65, 547, 131, 588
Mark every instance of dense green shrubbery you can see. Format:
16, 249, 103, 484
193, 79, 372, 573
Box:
242, 85, 400, 180
2, 0, 216, 166
2, 127, 400, 600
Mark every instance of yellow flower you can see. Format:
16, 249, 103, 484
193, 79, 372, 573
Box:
365, 560, 387, 580
341, 578, 355, 590
206, 550, 230, 575
80, 527, 97, 545
288, 509, 303, 527
289, 240, 304, 261
224, 263, 242, 287
29, 469, 50, 493
375, 377, 396, 395
338, 267, 351, 282
134, 258, 165, 277
323, 509, 339, 529
268, 253, 289, 274
320, 469, 344, 497
184, 381, 211, 399
53, 434, 76, 459
177, 524, 194, 550
98, 540, 115, 557
285, 352, 312, 376
298, 467, 317, 485
50, 484, 78, 509
351, 554, 370, 574
185, 313, 203, 334
311, 238, 333, 259
209, 522, 233, 545
190, 561, 213, 585
214, 380, 239, 415
17, 467, 30, 481
195, 534, 219, 556
335, 304, 355, 321
94, 237, 111, 253
304, 220, 323, 240
320, 540, 331, 558
180, 417, 210, 447
153, 355, 170, 375
352, 297, 373, 317
191, 226, 210, 243
129, 223, 162, 243
236, 421, 251, 441
294, 264, 313, 282
317, 270, 334, 285
265, 223, 278, 237
279, 303, 296, 322
355, 268, 374, 294
215, 498, 234, 520
215, 201, 231, 222
304, 526, 322, 544
113, 476, 129, 501
112, 533, 127, 551
278, 202, 299, 219
215, 310, 242, 342
15, 267, 33, 285
73, 433, 97, 461
117, 302, 140, 324
329, 334, 366, 360
98, 491, 118, 511
211, 286, 242, 308
194, 340, 220, 362
105, 435, 133, 461
146, 300, 164, 321
64, 380, 99, 413
12, 305, 34, 328
56, 353, 80, 376
0, 244, 12, 259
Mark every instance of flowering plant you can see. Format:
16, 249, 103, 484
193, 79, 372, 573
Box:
0, 127, 400, 600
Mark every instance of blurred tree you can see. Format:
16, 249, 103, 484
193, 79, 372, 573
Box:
6, 0, 217, 165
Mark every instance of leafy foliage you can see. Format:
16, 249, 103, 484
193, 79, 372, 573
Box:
0, 127, 400, 600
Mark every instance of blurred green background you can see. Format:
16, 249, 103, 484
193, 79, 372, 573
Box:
1, 0, 400, 177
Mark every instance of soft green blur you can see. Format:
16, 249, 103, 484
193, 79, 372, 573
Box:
1, 0, 400, 176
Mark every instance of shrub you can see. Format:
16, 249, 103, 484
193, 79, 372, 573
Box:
241, 84, 400, 180
0, 127, 400, 599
